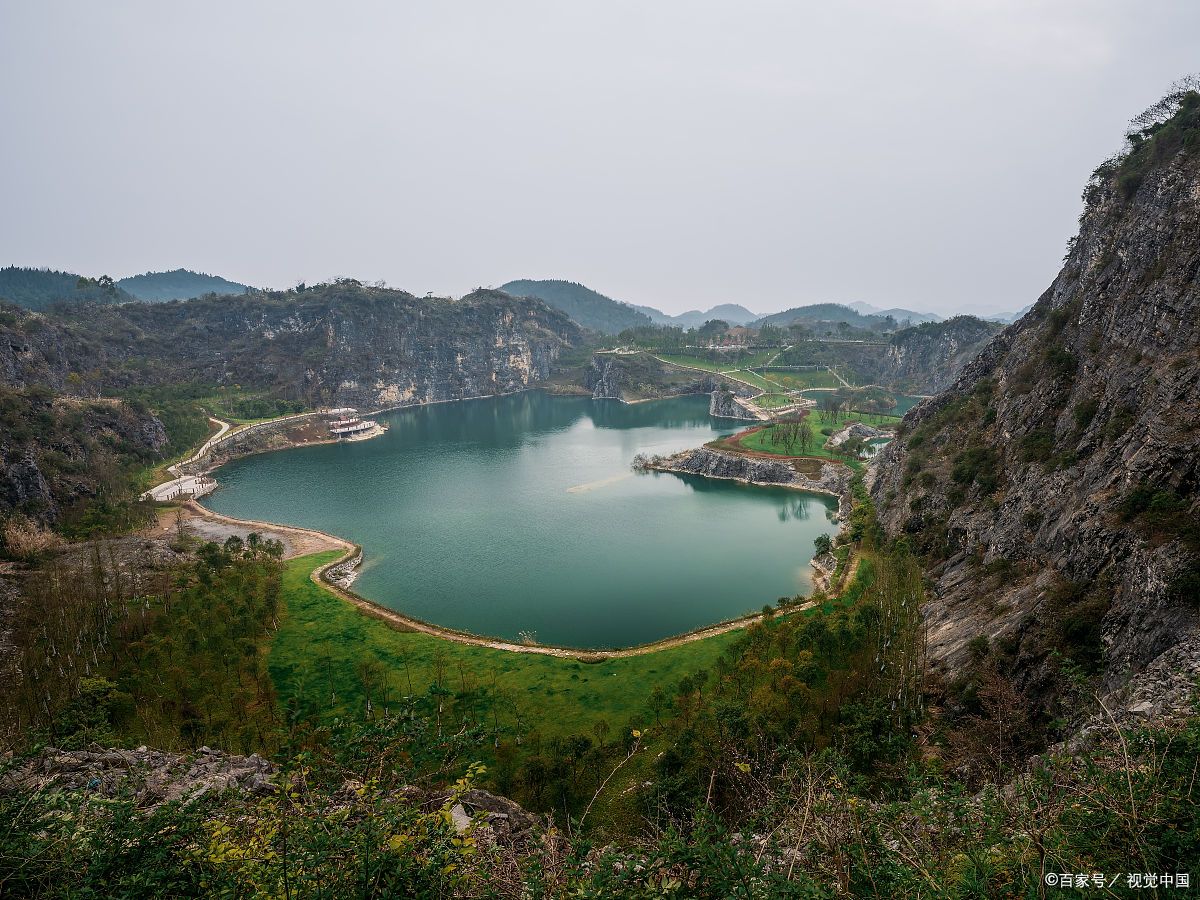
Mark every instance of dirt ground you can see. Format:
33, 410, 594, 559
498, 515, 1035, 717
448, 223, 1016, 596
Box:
147, 503, 351, 559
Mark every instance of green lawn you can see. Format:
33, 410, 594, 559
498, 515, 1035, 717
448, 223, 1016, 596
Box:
752, 392, 800, 409
655, 353, 738, 373
732, 408, 897, 470
755, 368, 842, 390
270, 553, 744, 739
729, 369, 776, 391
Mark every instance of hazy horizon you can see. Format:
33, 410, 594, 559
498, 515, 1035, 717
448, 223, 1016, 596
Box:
2, 2, 1198, 318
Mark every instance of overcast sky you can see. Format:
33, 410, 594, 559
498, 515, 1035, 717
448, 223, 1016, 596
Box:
2, 2, 1197, 316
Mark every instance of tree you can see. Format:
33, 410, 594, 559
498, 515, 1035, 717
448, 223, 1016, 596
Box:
798, 420, 815, 452
814, 533, 833, 556
592, 718, 610, 747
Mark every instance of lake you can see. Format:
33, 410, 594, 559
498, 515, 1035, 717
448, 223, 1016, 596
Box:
206, 392, 838, 649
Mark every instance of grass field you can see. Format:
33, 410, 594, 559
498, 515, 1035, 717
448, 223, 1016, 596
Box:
754, 368, 842, 390
727, 409, 899, 471
269, 553, 745, 738
752, 392, 801, 409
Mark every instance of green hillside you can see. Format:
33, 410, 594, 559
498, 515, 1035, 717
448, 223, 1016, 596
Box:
499, 278, 652, 334
0, 266, 136, 310
117, 269, 251, 301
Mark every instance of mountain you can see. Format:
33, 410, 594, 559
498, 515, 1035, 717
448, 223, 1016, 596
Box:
770, 315, 1001, 393
869, 89, 1200, 735
753, 302, 897, 331
666, 304, 759, 328
875, 315, 1002, 393
498, 279, 652, 334
846, 300, 942, 325
983, 303, 1034, 324
117, 269, 251, 301
0, 266, 137, 310
2, 282, 581, 410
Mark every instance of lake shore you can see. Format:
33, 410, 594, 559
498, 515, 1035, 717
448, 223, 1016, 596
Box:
150, 390, 854, 659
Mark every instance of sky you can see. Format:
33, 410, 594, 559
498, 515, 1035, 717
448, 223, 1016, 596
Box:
2, 2, 1198, 317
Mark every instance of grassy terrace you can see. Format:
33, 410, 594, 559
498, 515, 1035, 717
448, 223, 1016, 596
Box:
752, 392, 801, 409
713, 408, 900, 471
270, 553, 744, 738
753, 367, 843, 390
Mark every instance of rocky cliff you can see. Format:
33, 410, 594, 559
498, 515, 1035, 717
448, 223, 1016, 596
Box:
1, 393, 168, 524
877, 316, 1002, 393
583, 352, 728, 402
0, 283, 583, 409
869, 91, 1200, 725
648, 446, 852, 516
708, 387, 760, 420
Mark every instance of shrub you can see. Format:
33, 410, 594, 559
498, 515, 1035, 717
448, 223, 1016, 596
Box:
1073, 397, 1099, 431
1021, 429, 1055, 463
2, 516, 61, 560
951, 447, 999, 488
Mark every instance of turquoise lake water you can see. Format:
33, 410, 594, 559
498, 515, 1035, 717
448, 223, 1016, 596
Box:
206, 392, 838, 649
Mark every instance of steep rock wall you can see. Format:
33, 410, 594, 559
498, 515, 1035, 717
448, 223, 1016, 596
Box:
869, 113, 1200, 715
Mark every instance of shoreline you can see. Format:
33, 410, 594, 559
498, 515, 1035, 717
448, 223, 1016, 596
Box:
158, 386, 854, 659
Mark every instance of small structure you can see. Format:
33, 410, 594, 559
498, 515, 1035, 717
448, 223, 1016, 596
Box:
326, 408, 387, 440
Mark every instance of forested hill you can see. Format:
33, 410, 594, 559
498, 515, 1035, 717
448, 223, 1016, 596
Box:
499, 278, 653, 334
753, 302, 898, 330
0, 267, 137, 310
1, 281, 583, 410
117, 269, 251, 301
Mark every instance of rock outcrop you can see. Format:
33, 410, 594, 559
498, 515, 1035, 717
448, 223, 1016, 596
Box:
875, 316, 1002, 393
649, 446, 852, 516
868, 93, 1200, 720
2, 744, 539, 841
709, 388, 760, 420
827, 422, 888, 448
2, 745, 276, 808
1, 395, 170, 524
583, 352, 728, 403
586, 356, 624, 399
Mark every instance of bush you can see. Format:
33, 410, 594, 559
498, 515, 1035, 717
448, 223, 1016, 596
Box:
951, 446, 1000, 493
2, 516, 61, 560
1020, 429, 1055, 463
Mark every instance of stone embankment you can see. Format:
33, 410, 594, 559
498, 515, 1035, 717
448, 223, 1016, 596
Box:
175, 413, 327, 476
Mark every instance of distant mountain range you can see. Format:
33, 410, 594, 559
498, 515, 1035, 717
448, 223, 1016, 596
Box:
631, 302, 760, 328
0, 266, 250, 310
845, 300, 942, 325
498, 279, 760, 335
117, 269, 250, 301
982, 303, 1034, 324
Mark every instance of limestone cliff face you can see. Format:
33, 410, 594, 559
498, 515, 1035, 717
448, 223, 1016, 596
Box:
585, 356, 624, 399
1, 397, 168, 523
582, 353, 726, 402
876, 316, 1002, 394
869, 106, 1200, 717
652, 447, 852, 515
709, 388, 759, 420
0, 284, 583, 409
